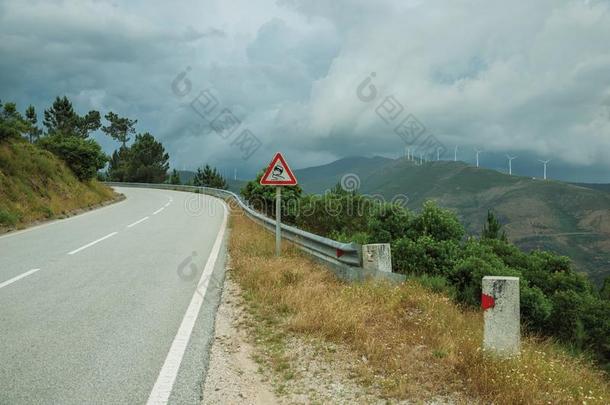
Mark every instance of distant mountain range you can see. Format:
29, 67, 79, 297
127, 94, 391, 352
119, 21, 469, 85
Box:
293, 156, 610, 286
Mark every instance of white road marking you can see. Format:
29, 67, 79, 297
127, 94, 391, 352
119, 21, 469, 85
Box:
67, 232, 118, 255
0, 269, 41, 290
164, 202, 170, 208
127, 217, 149, 228
152, 207, 165, 215
146, 203, 228, 405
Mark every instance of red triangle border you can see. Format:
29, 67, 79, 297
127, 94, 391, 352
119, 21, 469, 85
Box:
260, 152, 298, 185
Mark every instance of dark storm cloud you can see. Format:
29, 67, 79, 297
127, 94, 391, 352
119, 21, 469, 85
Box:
1, 0, 609, 181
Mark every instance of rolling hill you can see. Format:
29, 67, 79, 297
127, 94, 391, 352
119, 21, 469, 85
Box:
294, 157, 610, 286
0, 139, 116, 231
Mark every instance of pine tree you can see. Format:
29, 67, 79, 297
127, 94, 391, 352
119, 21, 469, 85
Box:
25, 105, 42, 142
43, 96, 78, 135
43, 96, 101, 138
482, 210, 507, 241
102, 112, 137, 148
193, 164, 227, 189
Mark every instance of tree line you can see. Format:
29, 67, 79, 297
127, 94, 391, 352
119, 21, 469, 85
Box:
241, 171, 610, 373
0, 96, 170, 183
1, 95, 231, 188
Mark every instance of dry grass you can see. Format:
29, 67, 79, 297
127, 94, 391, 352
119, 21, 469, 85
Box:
229, 211, 610, 404
0, 140, 115, 230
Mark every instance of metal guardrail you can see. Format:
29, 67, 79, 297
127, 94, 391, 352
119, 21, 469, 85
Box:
105, 182, 363, 268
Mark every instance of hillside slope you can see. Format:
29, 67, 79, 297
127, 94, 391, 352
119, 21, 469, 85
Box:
0, 140, 116, 230
296, 157, 610, 285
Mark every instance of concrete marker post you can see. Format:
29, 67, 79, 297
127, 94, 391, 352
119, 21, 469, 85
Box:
482, 276, 520, 357
362, 243, 392, 273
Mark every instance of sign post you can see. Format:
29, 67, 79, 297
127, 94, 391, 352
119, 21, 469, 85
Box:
275, 187, 281, 256
260, 152, 298, 257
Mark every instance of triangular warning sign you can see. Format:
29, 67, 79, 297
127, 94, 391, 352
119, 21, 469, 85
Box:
260, 152, 298, 185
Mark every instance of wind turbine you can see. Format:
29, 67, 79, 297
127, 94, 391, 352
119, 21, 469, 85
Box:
506, 155, 517, 176
454, 146, 458, 162
406, 147, 413, 161
539, 159, 551, 180
474, 148, 483, 168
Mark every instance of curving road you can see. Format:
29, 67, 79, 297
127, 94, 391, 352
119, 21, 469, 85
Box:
0, 187, 228, 405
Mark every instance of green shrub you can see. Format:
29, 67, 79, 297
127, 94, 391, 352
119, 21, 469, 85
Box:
367, 202, 411, 243
328, 230, 371, 245
547, 290, 586, 348
0, 209, 20, 226
408, 200, 464, 242
520, 284, 552, 333
410, 274, 457, 297
448, 245, 521, 307
392, 235, 459, 277
38, 134, 107, 180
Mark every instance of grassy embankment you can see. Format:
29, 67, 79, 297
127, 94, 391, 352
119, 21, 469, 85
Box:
229, 211, 610, 404
0, 139, 115, 230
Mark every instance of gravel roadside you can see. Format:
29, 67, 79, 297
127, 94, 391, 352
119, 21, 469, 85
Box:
201, 267, 415, 404
201, 269, 279, 404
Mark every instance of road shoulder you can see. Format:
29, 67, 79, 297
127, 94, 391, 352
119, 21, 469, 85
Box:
201, 266, 279, 404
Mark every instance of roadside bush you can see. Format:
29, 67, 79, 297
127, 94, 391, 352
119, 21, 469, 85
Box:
0, 209, 20, 226
38, 134, 107, 180
392, 235, 459, 277
408, 274, 457, 297
580, 298, 610, 372
328, 230, 371, 245
547, 290, 587, 348
367, 202, 411, 243
520, 284, 552, 333
408, 200, 464, 242
449, 256, 519, 306
295, 189, 368, 235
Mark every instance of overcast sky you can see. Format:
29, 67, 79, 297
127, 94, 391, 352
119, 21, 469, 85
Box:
1, 0, 609, 181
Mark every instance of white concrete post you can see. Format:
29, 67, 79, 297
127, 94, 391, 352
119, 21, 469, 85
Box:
362, 244, 392, 273
482, 276, 520, 357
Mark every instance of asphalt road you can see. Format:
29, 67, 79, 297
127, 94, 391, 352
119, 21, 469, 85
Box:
0, 187, 229, 405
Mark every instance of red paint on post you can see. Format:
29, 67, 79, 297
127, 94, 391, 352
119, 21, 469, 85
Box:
481, 293, 495, 310
336, 248, 345, 258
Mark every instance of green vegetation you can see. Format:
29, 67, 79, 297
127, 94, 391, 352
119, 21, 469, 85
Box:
104, 118, 170, 183
169, 169, 181, 185
0, 139, 114, 229
0, 97, 113, 228
38, 135, 107, 180
295, 157, 610, 286
0, 94, 173, 228
193, 164, 228, 189
241, 177, 610, 373
230, 207, 610, 403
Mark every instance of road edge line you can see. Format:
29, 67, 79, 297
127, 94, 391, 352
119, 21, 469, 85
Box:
146, 200, 228, 405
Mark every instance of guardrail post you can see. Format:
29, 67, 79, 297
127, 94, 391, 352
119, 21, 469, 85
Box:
362, 244, 392, 273
482, 276, 520, 357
